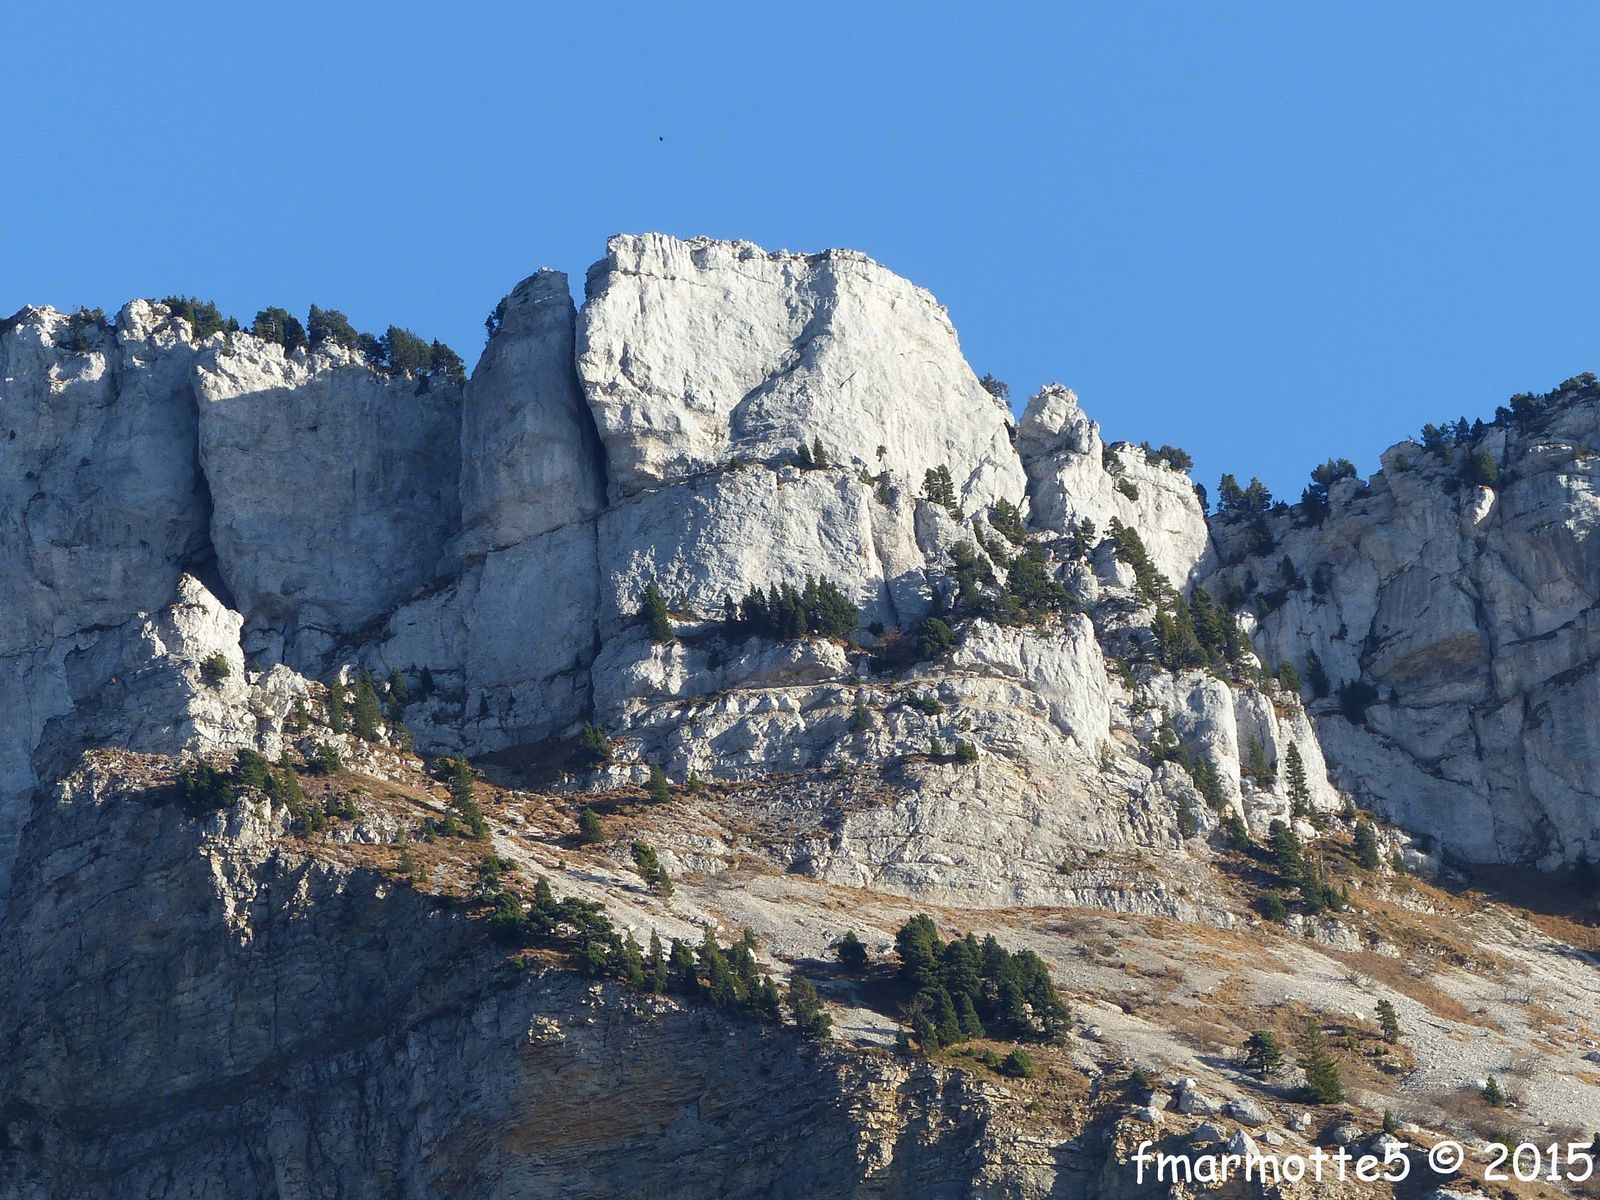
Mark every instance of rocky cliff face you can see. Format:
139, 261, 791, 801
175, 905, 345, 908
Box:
1203, 376, 1600, 867
4, 236, 1598, 1198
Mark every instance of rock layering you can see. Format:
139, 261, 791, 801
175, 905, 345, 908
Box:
1205, 379, 1600, 866
4, 234, 1599, 1197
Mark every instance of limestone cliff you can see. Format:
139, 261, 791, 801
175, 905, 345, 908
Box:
1203, 375, 1600, 867
3, 236, 1599, 1198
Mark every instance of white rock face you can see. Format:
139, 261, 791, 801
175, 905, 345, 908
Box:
0, 301, 209, 903
376, 519, 602, 752
596, 463, 928, 634
6, 234, 1581, 900
459, 270, 607, 556
577, 233, 1026, 512
1205, 381, 1600, 864
1016, 384, 1213, 588
195, 336, 460, 664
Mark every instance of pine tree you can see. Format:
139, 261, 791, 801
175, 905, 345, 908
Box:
647, 931, 666, 993
646, 765, 671, 804
446, 757, 487, 839
326, 679, 347, 731
668, 938, 698, 994
1375, 998, 1402, 1043
353, 672, 382, 741
577, 806, 605, 845
1242, 1029, 1284, 1076
1354, 820, 1381, 869
957, 993, 985, 1039
1299, 1021, 1344, 1103
836, 930, 869, 971
631, 840, 673, 897
1285, 743, 1311, 817
307, 305, 359, 350
1270, 820, 1303, 879
579, 722, 613, 765
1482, 1075, 1507, 1107
699, 927, 738, 1007
1246, 736, 1270, 781
1304, 650, 1330, 699
788, 977, 832, 1040
922, 464, 958, 512
618, 934, 646, 988
430, 340, 466, 387
641, 583, 674, 643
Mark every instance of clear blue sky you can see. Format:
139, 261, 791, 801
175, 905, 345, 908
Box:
7, 2, 1598, 499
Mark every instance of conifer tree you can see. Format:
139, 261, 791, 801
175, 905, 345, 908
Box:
647, 930, 666, 993
641, 583, 674, 643
1375, 998, 1402, 1043
668, 938, 698, 994
1482, 1075, 1507, 1107
1299, 1020, 1344, 1103
579, 721, 613, 765
1304, 650, 1330, 699
835, 930, 869, 971
1354, 820, 1381, 870
788, 977, 832, 1040
251, 306, 307, 353
1242, 1029, 1284, 1076
1270, 820, 1303, 879
308, 305, 359, 350
1246, 736, 1270, 781
326, 679, 347, 731
352, 672, 382, 741
446, 757, 487, 839
631, 840, 673, 897
646, 765, 671, 804
577, 806, 605, 845
1285, 742, 1311, 817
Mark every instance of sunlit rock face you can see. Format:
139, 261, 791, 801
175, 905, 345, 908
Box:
577, 233, 1027, 513
1202, 378, 1600, 865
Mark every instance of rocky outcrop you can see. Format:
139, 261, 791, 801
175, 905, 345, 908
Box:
458, 269, 606, 557
577, 234, 1026, 512
1204, 378, 1600, 865
0, 301, 210, 905
1016, 384, 1213, 587
195, 337, 461, 666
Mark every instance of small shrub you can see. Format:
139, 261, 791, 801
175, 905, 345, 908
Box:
200, 652, 231, 684
1337, 680, 1380, 725
998, 1049, 1037, 1078
641, 583, 674, 644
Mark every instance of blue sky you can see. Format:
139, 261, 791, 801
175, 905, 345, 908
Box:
6, 2, 1598, 499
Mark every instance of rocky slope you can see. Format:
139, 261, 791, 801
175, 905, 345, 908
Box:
2, 235, 1597, 1198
